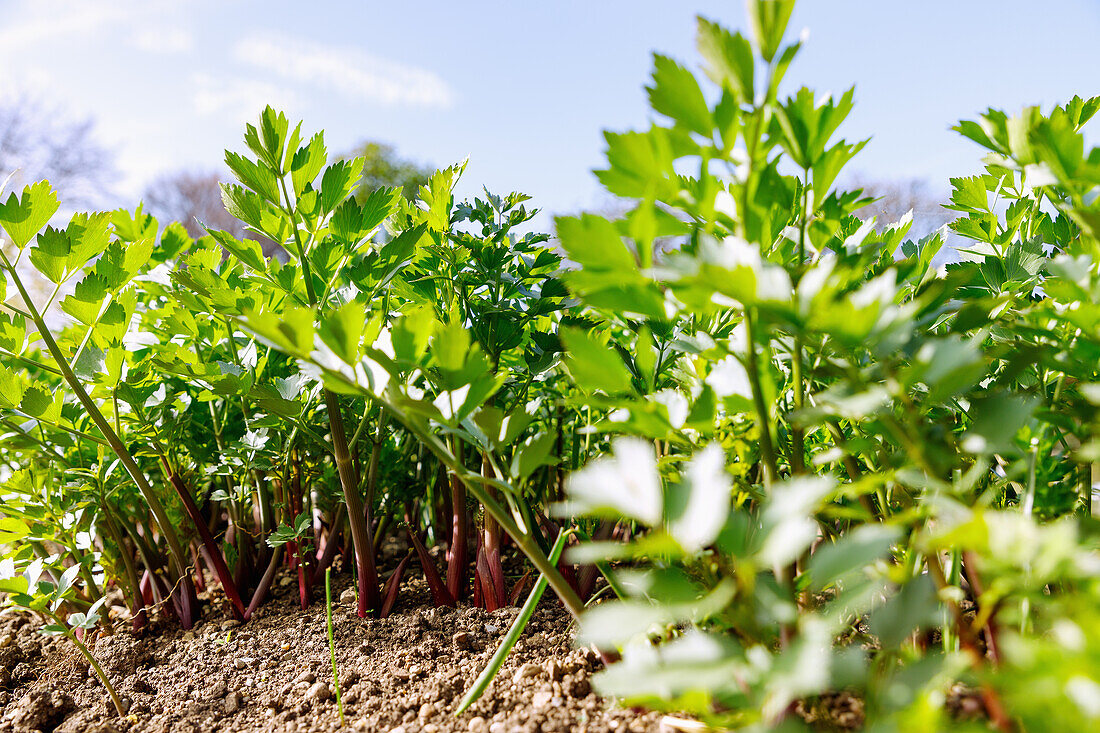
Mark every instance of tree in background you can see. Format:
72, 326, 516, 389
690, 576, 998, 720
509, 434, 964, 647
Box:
143, 171, 248, 241
142, 141, 432, 253
0, 97, 117, 209
345, 140, 432, 200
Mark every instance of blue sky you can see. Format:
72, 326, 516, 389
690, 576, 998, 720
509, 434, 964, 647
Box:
1, 0, 1098, 224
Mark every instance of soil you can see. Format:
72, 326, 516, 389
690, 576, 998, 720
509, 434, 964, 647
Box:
0, 560, 668, 733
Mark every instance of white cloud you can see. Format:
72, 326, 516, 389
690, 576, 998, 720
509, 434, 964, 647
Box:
132, 27, 194, 54
191, 73, 299, 118
0, 3, 124, 52
233, 32, 454, 109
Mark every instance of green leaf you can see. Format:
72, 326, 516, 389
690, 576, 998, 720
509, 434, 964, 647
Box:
318, 300, 366, 365
59, 273, 109, 325
0, 312, 26, 354
561, 327, 634, 394
868, 574, 941, 649
946, 176, 989, 213
320, 158, 363, 213
241, 307, 315, 357
208, 229, 266, 272
696, 18, 754, 101
807, 525, 901, 592
242, 106, 291, 173
431, 319, 470, 372
0, 365, 27, 409
225, 150, 281, 203
0, 181, 59, 250
746, 0, 795, 62
28, 226, 70, 283
291, 132, 327, 196
555, 214, 637, 272
510, 431, 557, 481
94, 239, 154, 291
647, 55, 713, 136
665, 443, 731, 553
391, 306, 435, 363
0, 517, 30, 544
961, 393, 1039, 455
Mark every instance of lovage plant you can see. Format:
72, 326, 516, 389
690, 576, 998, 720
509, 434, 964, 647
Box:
555, 1, 1100, 730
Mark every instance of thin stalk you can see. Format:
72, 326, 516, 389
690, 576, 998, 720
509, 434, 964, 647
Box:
0, 255, 196, 627
456, 529, 569, 714
161, 461, 246, 620
98, 498, 147, 629
325, 568, 345, 726
446, 441, 469, 602
245, 544, 283, 618
743, 309, 779, 487
276, 174, 380, 618
46, 610, 125, 717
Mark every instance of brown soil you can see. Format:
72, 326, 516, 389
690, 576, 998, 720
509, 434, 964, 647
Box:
0, 564, 666, 733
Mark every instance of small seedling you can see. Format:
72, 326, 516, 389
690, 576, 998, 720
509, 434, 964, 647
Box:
2, 565, 124, 717
324, 568, 345, 726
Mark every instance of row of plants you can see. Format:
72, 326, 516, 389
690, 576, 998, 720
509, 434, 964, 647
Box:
2, 0, 1099, 729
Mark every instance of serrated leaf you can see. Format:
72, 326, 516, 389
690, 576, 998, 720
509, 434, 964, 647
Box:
647, 55, 713, 136
0, 181, 59, 250
291, 132, 327, 197
318, 300, 366, 365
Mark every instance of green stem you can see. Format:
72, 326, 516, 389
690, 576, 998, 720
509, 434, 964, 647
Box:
324, 567, 345, 726
47, 610, 125, 717
0, 255, 194, 624
743, 309, 779, 487
456, 529, 569, 714
277, 173, 380, 617
380, 399, 586, 620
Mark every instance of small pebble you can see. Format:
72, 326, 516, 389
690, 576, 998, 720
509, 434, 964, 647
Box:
532, 691, 553, 709
225, 691, 243, 714
512, 662, 540, 684
340, 588, 357, 604
388, 728, 407, 733
391, 666, 410, 681
305, 681, 332, 702
489, 723, 506, 733
452, 631, 470, 649
418, 702, 436, 720
0, 634, 13, 649
294, 670, 316, 685
468, 717, 488, 733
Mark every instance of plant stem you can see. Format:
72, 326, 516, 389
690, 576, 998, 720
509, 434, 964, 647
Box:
325, 568, 345, 726
456, 529, 569, 713
743, 309, 779, 487
0, 255, 196, 627
49, 612, 125, 717
277, 175, 380, 618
